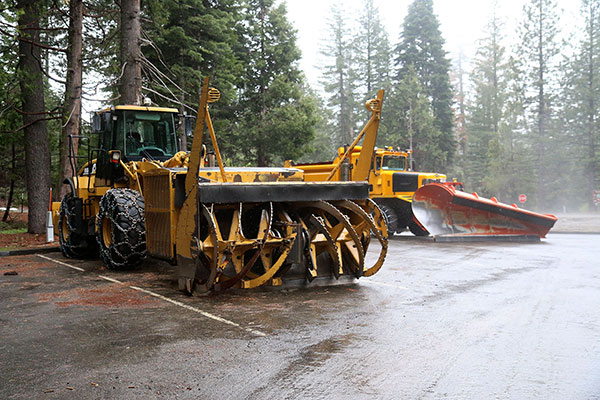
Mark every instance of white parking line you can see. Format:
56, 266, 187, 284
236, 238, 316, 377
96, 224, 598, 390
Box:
98, 275, 122, 284
38, 255, 85, 272
37, 255, 266, 337
362, 279, 409, 290
130, 286, 266, 337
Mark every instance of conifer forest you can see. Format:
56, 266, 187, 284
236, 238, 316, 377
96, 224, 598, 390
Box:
0, 0, 598, 233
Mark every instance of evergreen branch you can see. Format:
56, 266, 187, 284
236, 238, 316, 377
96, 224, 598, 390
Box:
141, 85, 197, 115
82, 7, 119, 20
139, 29, 191, 96
5, 115, 62, 134
0, 24, 68, 53
140, 55, 192, 101
11, 104, 62, 117
140, 59, 184, 106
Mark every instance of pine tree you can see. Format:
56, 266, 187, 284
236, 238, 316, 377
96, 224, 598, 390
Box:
560, 0, 600, 210
143, 0, 241, 147
353, 0, 392, 138
320, 3, 357, 146
16, 0, 52, 233
464, 8, 508, 196
231, 0, 317, 166
488, 55, 536, 204
386, 65, 444, 171
354, 0, 392, 96
452, 51, 467, 181
57, 0, 83, 199
394, 0, 454, 169
517, 0, 562, 208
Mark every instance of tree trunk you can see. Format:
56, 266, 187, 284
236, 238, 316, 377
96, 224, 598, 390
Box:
17, 0, 51, 234
58, 0, 83, 200
120, 0, 142, 104
588, 1, 597, 211
536, 0, 546, 210
2, 144, 16, 222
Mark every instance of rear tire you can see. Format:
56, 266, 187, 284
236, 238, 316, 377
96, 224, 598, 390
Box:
96, 188, 147, 270
378, 203, 399, 234
58, 193, 96, 258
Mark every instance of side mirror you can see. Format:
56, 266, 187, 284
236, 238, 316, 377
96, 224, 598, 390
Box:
102, 112, 112, 132
184, 116, 196, 137
92, 113, 102, 132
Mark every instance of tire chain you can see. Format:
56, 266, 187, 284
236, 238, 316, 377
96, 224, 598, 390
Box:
58, 193, 94, 258
96, 188, 147, 269
377, 203, 399, 233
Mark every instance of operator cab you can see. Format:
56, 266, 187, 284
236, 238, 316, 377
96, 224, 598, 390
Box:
93, 106, 180, 162
375, 154, 408, 171
92, 105, 181, 183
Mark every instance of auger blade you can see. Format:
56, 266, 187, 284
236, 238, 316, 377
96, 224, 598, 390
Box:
334, 199, 388, 277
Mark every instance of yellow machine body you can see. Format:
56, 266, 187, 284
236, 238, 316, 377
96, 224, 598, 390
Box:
289, 91, 446, 235
53, 78, 388, 294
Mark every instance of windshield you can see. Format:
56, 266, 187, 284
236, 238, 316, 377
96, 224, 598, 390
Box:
381, 155, 407, 171
115, 110, 178, 160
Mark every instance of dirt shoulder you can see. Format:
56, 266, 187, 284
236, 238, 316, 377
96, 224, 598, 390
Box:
551, 213, 600, 233
0, 232, 55, 252
0, 212, 58, 251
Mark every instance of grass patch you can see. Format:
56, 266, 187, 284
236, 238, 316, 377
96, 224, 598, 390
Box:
0, 219, 28, 234
0, 228, 27, 235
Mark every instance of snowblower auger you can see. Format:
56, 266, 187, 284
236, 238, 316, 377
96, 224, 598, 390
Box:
174, 78, 388, 294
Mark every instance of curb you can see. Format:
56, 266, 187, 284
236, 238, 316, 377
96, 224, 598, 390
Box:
0, 246, 60, 257
549, 231, 600, 235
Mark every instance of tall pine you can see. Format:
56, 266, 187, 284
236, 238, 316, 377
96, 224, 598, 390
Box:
354, 0, 392, 96
320, 3, 357, 146
465, 8, 508, 196
517, 0, 562, 208
560, 0, 600, 210
143, 0, 241, 147
231, 0, 316, 166
394, 0, 454, 170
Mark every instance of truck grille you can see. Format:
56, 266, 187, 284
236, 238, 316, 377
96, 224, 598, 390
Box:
392, 173, 419, 192
144, 174, 173, 258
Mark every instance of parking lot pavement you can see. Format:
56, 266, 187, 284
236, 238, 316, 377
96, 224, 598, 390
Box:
1, 233, 600, 399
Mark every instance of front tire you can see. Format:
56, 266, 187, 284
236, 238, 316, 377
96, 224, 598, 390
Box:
58, 193, 96, 258
96, 188, 147, 269
378, 203, 399, 234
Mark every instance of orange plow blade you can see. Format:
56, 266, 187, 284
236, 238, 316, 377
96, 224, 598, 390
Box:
412, 183, 558, 241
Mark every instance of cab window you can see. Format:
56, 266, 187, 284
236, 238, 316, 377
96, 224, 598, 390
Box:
381, 155, 407, 170
116, 110, 178, 160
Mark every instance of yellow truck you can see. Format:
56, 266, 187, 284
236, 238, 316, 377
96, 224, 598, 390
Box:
286, 89, 447, 235
289, 146, 447, 235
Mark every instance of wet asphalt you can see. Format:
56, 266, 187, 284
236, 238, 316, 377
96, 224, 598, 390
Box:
1, 233, 599, 399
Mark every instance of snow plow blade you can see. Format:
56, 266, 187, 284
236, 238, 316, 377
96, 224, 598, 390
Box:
412, 183, 557, 240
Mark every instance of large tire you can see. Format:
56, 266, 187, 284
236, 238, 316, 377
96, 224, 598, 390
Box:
96, 188, 147, 270
378, 203, 399, 234
58, 193, 96, 258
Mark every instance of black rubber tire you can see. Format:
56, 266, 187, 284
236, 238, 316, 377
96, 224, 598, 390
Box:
58, 193, 96, 258
408, 218, 429, 236
378, 203, 399, 234
96, 188, 147, 270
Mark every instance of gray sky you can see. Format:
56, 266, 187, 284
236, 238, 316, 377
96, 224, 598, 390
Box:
284, 0, 581, 90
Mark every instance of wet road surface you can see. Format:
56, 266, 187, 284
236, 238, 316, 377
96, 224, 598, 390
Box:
1, 233, 599, 399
